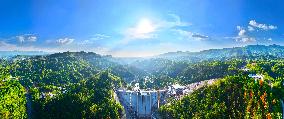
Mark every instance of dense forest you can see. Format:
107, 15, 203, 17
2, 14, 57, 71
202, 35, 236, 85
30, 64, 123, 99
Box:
159, 59, 284, 118
30, 71, 124, 119
0, 45, 284, 118
0, 66, 27, 118
0, 52, 125, 119
160, 74, 283, 118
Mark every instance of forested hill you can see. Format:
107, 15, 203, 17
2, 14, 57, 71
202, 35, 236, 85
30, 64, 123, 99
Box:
0, 46, 284, 118
8, 51, 146, 84
157, 44, 284, 61
0, 52, 126, 118
160, 74, 284, 118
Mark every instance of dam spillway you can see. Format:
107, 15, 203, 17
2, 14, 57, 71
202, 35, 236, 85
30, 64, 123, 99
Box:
116, 89, 167, 118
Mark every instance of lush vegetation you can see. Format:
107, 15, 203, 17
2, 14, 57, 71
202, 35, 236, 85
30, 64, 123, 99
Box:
159, 60, 284, 119
0, 45, 283, 118
30, 71, 124, 119
160, 74, 283, 118
130, 59, 245, 88
0, 66, 27, 119
1, 52, 126, 119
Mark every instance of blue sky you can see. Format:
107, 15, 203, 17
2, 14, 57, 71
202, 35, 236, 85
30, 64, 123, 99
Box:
0, 0, 284, 57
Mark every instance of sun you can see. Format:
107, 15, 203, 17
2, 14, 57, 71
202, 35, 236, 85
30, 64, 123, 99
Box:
136, 18, 155, 34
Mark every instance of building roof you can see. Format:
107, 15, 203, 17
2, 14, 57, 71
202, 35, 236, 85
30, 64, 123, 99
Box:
171, 84, 186, 89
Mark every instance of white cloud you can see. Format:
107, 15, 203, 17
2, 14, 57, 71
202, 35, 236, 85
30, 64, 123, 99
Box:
233, 26, 256, 43
0, 34, 38, 51
173, 29, 193, 38
249, 20, 277, 30
192, 34, 209, 39
234, 20, 277, 43
56, 38, 74, 45
79, 40, 92, 45
235, 37, 256, 43
80, 34, 110, 45
90, 34, 110, 41
0, 36, 110, 53
173, 29, 208, 41
27, 36, 37, 42
268, 38, 272, 41
0, 41, 47, 51
0, 41, 14, 47
16, 34, 37, 43
237, 26, 242, 30
161, 14, 191, 28
248, 26, 255, 31
237, 26, 246, 36
17, 36, 25, 43
238, 29, 246, 36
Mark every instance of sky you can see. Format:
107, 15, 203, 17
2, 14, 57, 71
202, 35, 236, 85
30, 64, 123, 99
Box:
0, 0, 284, 57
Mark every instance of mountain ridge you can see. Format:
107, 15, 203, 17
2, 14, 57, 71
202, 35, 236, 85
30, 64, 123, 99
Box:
156, 44, 284, 61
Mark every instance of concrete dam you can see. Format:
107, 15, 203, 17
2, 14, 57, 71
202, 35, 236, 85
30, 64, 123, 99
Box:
116, 89, 167, 118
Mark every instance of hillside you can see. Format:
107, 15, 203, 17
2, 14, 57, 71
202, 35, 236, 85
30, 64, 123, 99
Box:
0, 52, 128, 118
0, 66, 27, 118
157, 44, 284, 61
159, 74, 283, 118
0, 45, 284, 118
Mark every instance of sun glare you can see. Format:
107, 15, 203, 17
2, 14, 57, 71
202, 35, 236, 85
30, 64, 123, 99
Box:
136, 18, 155, 34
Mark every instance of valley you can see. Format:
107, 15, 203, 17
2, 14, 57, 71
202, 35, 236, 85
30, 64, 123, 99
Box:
0, 45, 284, 119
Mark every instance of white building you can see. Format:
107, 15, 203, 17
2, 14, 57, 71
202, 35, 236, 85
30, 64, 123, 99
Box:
168, 84, 186, 95
248, 74, 264, 81
133, 83, 140, 91
241, 67, 250, 72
